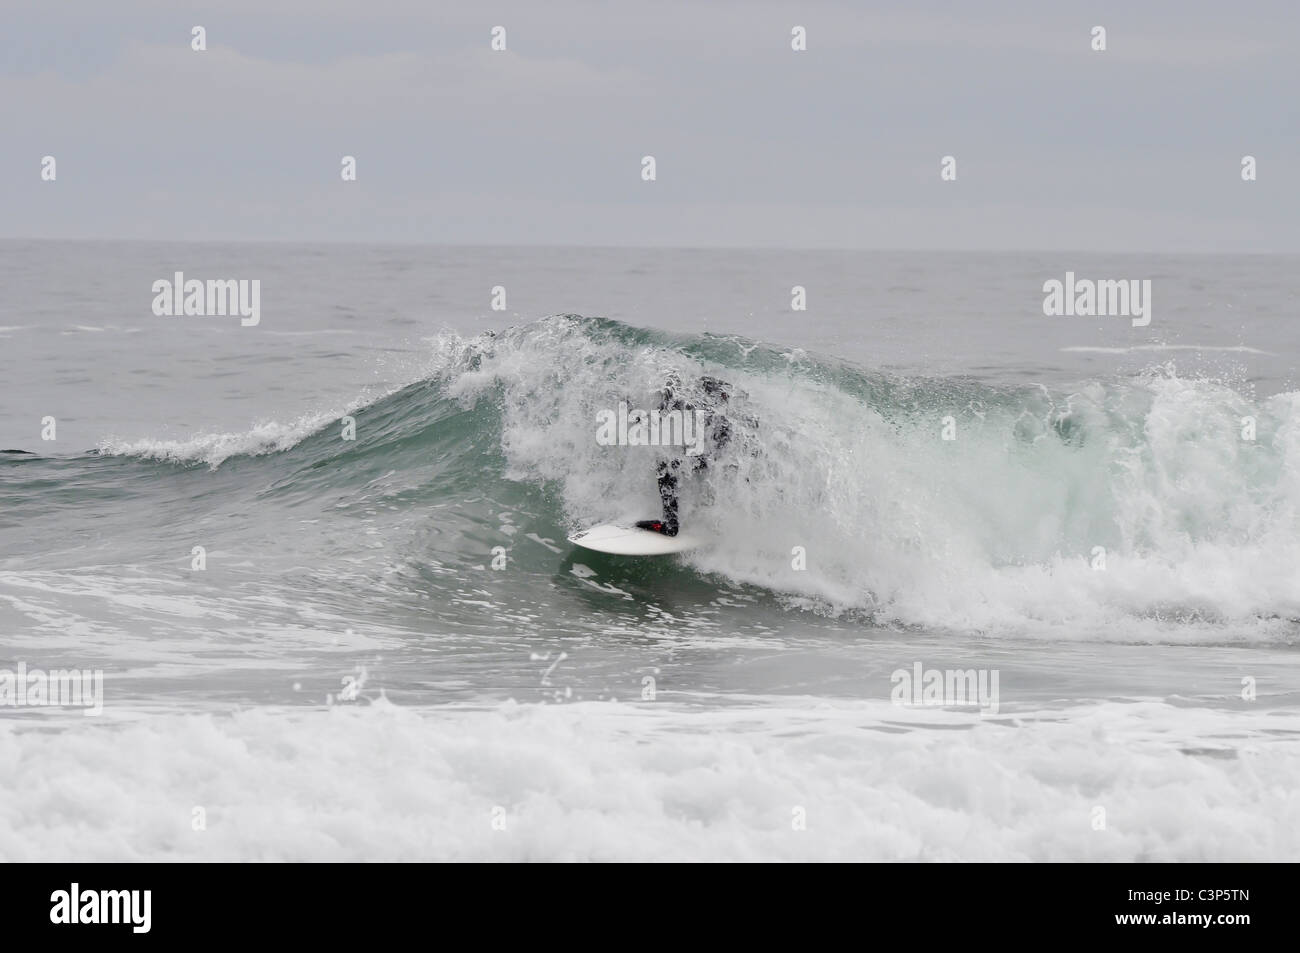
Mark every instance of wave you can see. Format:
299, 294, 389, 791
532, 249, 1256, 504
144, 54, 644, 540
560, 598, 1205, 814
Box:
47, 315, 1300, 637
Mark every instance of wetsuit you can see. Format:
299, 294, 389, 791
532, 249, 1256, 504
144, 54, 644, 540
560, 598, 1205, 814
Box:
636, 376, 732, 536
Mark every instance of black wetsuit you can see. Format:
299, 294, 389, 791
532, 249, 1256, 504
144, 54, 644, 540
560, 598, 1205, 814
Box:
636, 376, 732, 536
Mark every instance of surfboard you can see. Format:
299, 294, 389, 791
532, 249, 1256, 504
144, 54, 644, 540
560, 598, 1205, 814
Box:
567, 523, 706, 556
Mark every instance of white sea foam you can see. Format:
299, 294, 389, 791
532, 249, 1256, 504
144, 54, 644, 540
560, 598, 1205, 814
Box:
0, 697, 1293, 861
1061, 344, 1273, 355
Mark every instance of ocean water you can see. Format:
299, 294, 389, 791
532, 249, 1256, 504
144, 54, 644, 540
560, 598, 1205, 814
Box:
1, 240, 1298, 861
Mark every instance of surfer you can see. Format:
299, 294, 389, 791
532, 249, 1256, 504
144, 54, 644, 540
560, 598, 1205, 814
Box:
635, 373, 734, 537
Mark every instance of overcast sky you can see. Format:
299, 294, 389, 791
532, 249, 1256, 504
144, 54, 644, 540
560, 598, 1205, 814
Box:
2, 0, 1297, 251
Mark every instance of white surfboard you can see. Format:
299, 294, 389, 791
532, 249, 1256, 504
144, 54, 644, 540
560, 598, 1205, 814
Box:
567, 523, 706, 556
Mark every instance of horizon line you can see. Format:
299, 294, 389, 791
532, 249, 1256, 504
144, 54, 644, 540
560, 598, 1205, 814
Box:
1, 236, 1296, 257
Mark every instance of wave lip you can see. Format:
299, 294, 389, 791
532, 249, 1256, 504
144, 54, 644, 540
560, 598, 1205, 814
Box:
98, 416, 333, 469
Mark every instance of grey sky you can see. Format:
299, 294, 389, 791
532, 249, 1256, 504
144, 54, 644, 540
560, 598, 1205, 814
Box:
2, 0, 1297, 251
